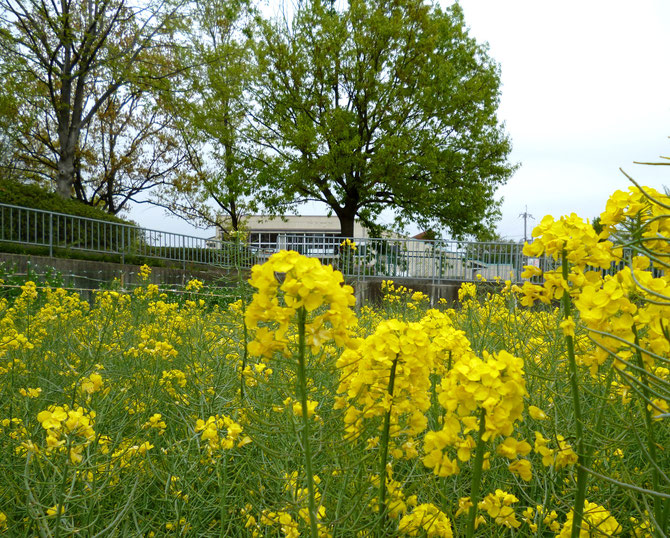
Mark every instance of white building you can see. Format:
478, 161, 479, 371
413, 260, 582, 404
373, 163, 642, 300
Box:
210, 215, 369, 259
244, 215, 368, 244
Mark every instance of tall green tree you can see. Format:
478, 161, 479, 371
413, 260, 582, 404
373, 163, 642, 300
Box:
0, 0, 186, 199
252, 0, 516, 239
0, 74, 23, 181
156, 0, 261, 236
74, 85, 190, 215
0, 54, 50, 185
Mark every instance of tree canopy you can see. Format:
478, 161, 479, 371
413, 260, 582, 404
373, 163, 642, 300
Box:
251, 0, 516, 239
0, 0, 187, 205
154, 0, 261, 236
0, 0, 517, 240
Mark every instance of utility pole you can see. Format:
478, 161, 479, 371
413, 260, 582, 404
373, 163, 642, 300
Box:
519, 206, 534, 243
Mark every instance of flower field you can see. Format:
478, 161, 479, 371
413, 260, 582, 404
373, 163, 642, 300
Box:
0, 186, 669, 537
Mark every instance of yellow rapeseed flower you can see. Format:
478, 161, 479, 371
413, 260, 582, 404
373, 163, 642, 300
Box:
555, 500, 622, 537
246, 251, 356, 358
398, 503, 454, 537
18, 387, 42, 398
336, 319, 433, 453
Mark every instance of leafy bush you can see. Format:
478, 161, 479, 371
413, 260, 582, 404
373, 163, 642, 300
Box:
0, 179, 130, 225
0, 261, 65, 301
0, 180, 139, 256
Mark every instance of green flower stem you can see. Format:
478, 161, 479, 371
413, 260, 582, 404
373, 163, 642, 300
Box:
584, 366, 614, 468
632, 325, 667, 529
55, 437, 73, 538
240, 294, 248, 400
466, 407, 487, 538
297, 307, 319, 538
561, 251, 587, 538
218, 454, 229, 534
378, 353, 399, 529
238, 250, 248, 400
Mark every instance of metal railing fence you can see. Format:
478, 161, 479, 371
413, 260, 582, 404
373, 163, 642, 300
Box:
246, 233, 527, 282
0, 202, 251, 268
1, 202, 539, 282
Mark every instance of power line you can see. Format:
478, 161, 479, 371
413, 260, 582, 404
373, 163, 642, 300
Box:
519, 206, 534, 243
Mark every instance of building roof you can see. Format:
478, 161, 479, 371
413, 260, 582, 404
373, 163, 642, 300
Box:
237, 215, 369, 238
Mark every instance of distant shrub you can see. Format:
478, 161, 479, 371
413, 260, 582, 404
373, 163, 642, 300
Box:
0, 180, 138, 255
0, 179, 131, 225
0, 181, 241, 271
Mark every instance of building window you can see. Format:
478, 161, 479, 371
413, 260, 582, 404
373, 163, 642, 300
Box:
248, 232, 340, 254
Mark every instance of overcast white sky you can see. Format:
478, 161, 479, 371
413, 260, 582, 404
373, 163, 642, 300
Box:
454, 0, 670, 240
130, 0, 670, 241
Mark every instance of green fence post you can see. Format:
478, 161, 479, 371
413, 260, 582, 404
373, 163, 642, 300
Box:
49, 212, 53, 257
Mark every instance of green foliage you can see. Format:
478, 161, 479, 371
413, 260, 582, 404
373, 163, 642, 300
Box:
0, 261, 64, 301
591, 216, 604, 236
0, 179, 130, 225
0, 0, 187, 202
252, 0, 516, 239
154, 0, 261, 235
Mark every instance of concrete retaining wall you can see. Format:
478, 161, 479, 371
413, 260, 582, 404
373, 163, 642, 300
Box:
0, 253, 466, 306
349, 278, 461, 307
0, 253, 244, 301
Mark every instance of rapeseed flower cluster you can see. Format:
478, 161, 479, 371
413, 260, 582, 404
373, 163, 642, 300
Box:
380, 280, 430, 319
423, 349, 527, 477
368, 468, 418, 519
478, 489, 521, 529
419, 309, 472, 375
335, 319, 433, 453
523, 213, 619, 271
241, 361, 273, 387
555, 500, 622, 536
194, 414, 247, 458
142, 413, 167, 434
520, 212, 622, 310
160, 369, 190, 404
0, 183, 667, 537
521, 505, 561, 533
599, 186, 670, 256
18, 386, 41, 398
245, 250, 356, 357
458, 282, 477, 302
36, 404, 96, 463
533, 432, 578, 469
252, 472, 331, 537
398, 503, 453, 537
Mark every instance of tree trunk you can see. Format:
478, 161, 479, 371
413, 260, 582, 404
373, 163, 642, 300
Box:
337, 207, 357, 238
56, 152, 75, 198
230, 200, 240, 231
56, 69, 79, 200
